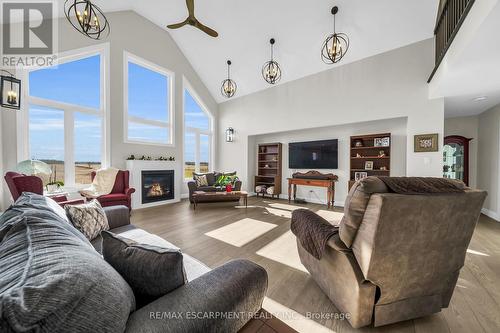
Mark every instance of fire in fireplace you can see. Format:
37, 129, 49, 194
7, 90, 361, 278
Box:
141, 170, 174, 204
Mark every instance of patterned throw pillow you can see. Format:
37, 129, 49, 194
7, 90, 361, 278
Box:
194, 174, 209, 187
65, 200, 109, 240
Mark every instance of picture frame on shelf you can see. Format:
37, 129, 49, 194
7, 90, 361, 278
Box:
414, 134, 439, 152
355, 172, 368, 181
374, 137, 390, 147
365, 161, 374, 170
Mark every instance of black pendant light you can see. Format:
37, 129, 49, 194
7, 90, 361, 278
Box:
221, 60, 237, 98
262, 38, 282, 85
0, 70, 21, 110
321, 6, 349, 64
64, 0, 110, 40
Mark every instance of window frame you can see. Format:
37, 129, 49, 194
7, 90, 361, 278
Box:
123, 51, 175, 147
182, 78, 214, 181
19, 43, 110, 188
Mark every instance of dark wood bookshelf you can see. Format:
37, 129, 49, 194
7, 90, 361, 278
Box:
255, 143, 282, 198
349, 133, 391, 190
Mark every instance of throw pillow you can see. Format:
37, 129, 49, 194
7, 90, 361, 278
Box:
193, 172, 216, 186
101, 231, 187, 308
65, 200, 109, 241
194, 174, 209, 187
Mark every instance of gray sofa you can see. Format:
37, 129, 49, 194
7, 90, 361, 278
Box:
0, 193, 268, 333
187, 172, 242, 203
295, 177, 487, 328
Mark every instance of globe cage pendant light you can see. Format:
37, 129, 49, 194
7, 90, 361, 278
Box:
64, 0, 110, 40
221, 60, 237, 98
321, 6, 349, 64
262, 38, 282, 84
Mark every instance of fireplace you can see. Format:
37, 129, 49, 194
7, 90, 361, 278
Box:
141, 170, 174, 204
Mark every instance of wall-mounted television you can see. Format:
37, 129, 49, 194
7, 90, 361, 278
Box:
289, 139, 338, 169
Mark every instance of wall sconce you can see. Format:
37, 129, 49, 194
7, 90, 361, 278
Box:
1, 70, 21, 110
225, 127, 234, 142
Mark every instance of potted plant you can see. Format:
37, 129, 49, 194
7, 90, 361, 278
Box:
216, 175, 239, 192
46, 180, 64, 193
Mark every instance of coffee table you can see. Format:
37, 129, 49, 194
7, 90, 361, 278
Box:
192, 191, 248, 210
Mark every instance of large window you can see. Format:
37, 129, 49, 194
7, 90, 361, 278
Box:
184, 84, 213, 179
25, 47, 107, 186
124, 53, 173, 145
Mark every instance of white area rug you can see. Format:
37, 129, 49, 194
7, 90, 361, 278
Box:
315, 210, 344, 226
257, 230, 308, 273
205, 218, 277, 247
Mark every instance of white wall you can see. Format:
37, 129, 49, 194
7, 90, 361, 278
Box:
477, 104, 500, 220
251, 118, 407, 206
218, 39, 444, 192
1, 11, 217, 208
444, 116, 479, 188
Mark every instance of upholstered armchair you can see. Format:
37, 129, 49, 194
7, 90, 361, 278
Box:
294, 177, 487, 328
4, 172, 84, 207
90, 170, 135, 211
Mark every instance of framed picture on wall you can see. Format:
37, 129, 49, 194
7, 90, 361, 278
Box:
355, 172, 368, 181
414, 134, 439, 152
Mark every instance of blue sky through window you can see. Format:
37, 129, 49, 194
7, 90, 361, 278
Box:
128, 62, 169, 122
184, 90, 211, 164
29, 55, 102, 162
29, 55, 100, 109
184, 90, 210, 131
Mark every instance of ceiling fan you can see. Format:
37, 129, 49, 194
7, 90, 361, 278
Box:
167, 0, 219, 38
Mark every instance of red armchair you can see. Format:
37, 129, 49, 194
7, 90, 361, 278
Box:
4, 172, 84, 207
90, 170, 135, 211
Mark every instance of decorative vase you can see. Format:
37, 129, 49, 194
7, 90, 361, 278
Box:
226, 184, 233, 192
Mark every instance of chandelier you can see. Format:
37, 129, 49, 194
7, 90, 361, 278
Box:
64, 0, 110, 40
262, 38, 282, 85
321, 6, 349, 64
221, 60, 237, 98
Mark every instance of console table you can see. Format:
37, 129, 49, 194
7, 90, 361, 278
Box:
287, 171, 338, 209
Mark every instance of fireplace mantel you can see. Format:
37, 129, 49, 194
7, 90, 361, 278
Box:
126, 160, 181, 210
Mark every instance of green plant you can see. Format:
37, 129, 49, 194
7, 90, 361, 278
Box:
47, 181, 64, 187
216, 175, 239, 187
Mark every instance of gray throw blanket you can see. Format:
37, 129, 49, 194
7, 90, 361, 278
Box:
377, 176, 466, 194
291, 209, 338, 260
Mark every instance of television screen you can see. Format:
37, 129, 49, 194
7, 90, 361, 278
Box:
289, 139, 338, 169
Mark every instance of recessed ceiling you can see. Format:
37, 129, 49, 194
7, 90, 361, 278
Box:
62, 0, 438, 103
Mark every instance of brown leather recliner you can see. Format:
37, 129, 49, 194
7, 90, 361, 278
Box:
296, 177, 487, 328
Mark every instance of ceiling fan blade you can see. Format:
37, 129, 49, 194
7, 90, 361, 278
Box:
194, 20, 219, 37
167, 19, 188, 29
186, 0, 195, 17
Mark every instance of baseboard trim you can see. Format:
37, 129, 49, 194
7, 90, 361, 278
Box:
481, 208, 500, 222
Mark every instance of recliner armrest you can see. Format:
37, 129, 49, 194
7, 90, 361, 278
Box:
104, 205, 131, 229
125, 259, 268, 333
327, 233, 351, 253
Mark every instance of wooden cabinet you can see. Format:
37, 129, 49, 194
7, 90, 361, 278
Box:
349, 133, 391, 190
255, 143, 282, 198
443, 135, 472, 185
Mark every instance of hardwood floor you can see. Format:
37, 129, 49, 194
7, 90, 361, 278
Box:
131, 197, 500, 333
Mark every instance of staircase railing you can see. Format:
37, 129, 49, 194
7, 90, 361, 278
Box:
428, 0, 475, 82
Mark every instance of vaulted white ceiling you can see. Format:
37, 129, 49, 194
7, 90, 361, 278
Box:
70, 0, 439, 103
